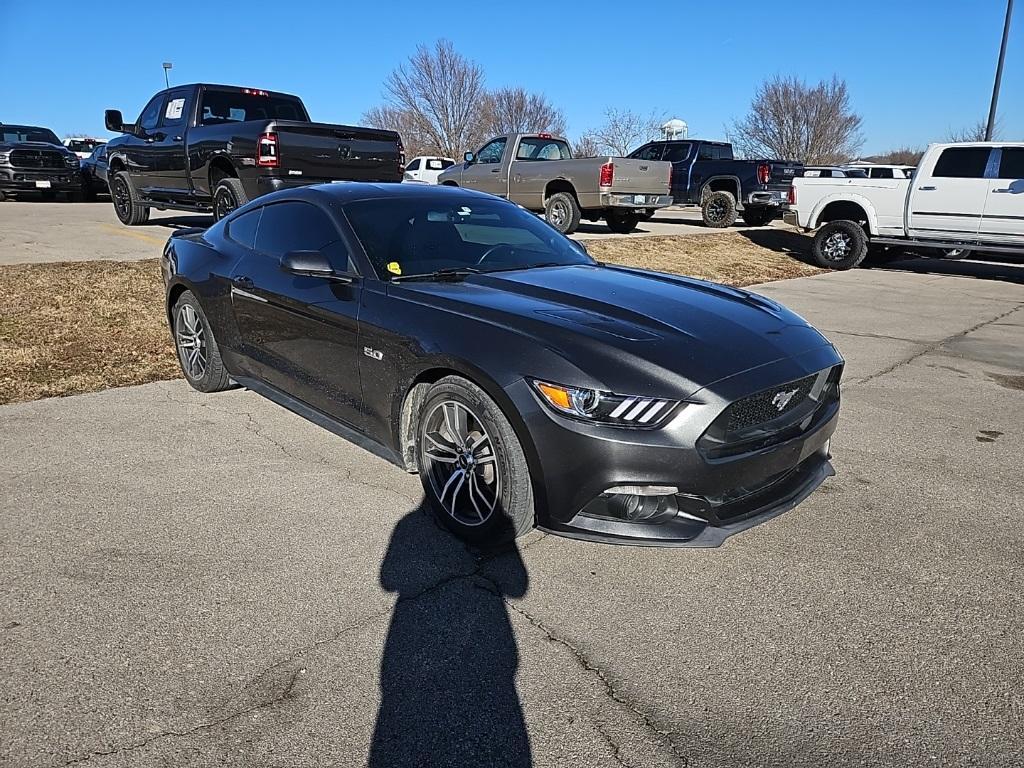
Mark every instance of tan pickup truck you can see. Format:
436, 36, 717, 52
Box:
437, 132, 673, 234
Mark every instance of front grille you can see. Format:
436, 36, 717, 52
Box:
725, 373, 818, 432
10, 149, 66, 169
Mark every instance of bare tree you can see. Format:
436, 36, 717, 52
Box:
481, 87, 566, 136
587, 108, 664, 156
874, 146, 925, 165
372, 39, 487, 158
729, 75, 863, 164
362, 105, 438, 159
946, 119, 998, 142
571, 133, 601, 158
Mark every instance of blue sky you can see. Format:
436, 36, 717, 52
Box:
2, 0, 1020, 155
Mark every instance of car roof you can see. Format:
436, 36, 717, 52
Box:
255, 182, 500, 207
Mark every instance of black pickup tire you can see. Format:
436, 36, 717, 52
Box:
701, 190, 737, 228
740, 207, 775, 227
213, 178, 248, 222
811, 220, 868, 270
111, 171, 150, 226
605, 210, 640, 234
544, 192, 581, 235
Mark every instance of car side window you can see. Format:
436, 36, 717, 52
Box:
932, 148, 991, 178
632, 145, 664, 161
406, 159, 421, 171
160, 90, 192, 128
662, 143, 692, 163
136, 95, 164, 133
870, 168, 894, 178
227, 208, 262, 250
255, 201, 354, 272
476, 139, 507, 164
997, 148, 1024, 179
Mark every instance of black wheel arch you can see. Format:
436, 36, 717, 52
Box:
699, 176, 742, 202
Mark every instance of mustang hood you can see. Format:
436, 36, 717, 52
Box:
395, 264, 835, 397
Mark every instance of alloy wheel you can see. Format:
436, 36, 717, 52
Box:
706, 199, 726, 222
175, 304, 207, 380
822, 232, 852, 262
548, 200, 568, 229
113, 177, 131, 220
214, 188, 236, 220
421, 400, 500, 526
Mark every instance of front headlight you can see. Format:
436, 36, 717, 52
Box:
0, 152, 9, 164
532, 380, 680, 428
65, 156, 80, 168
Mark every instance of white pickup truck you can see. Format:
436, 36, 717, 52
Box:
785, 142, 1024, 269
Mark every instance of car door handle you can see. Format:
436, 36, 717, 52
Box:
918, 186, 937, 191
992, 188, 1011, 193
233, 276, 254, 289
490, 168, 500, 173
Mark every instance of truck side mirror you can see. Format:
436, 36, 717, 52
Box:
105, 109, 127, 133
463, 151, 475, 164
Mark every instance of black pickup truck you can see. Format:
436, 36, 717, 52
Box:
0, 123, 82, 201
104, 83, 404, 225
627, 139, 801, 227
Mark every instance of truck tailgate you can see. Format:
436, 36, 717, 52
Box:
273, 120, 403, 182
769, 161, 801, 184
609, 159, 672, 194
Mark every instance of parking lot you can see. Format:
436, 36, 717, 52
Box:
1, 199, 1022, 767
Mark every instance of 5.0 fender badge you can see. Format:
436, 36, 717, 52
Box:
363, 347, 384, 361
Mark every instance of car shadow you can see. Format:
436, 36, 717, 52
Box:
738, 228, 821, 268
863, 254, 1024, 285
143, 214, 211, 230
368, 503, 532, 767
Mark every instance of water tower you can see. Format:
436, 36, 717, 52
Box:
661, 118, 688, 140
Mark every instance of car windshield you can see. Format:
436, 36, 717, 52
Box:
344, 196, 594, 281
1, 125, 61, 145
67, 139, 103, 153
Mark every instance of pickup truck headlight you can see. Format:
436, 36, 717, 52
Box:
532, 380, 680, 427
65, 155, 80, 168
0, 152, 9, 164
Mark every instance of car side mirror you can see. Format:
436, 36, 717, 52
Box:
105, 109, 128, 133
464, 151, 475, 164
280, 250, 352, 282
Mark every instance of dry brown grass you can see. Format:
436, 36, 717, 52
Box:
0, 259, 178, 405
586, 230, 824, 287
0, 231, 822, 404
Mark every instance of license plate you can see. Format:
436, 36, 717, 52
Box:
35, 180, 51, 189
633, 195, 646, 204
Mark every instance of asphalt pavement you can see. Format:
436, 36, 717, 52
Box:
2, 257, 1023, 766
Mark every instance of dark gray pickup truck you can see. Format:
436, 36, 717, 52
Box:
104, 83, 404, 225
628, 139, 801, 227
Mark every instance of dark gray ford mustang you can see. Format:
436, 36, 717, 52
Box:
162, 182, 842, 546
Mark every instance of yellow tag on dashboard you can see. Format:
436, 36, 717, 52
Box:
386, 261, 402, 276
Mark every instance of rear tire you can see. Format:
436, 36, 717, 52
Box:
701, 190, 737, 228
605, 210, 640, 234
416, 376, 534, 547
544, 191, 581, 235
212, 177, 248, 221
171, 290, 233, 393
111, 171, 150, 225
811, 220, 868, 270
741, 207, 775, 227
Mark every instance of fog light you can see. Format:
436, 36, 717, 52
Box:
606, 494, 678, 522
605, 484, 679, 496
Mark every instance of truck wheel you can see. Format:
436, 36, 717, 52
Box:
544, 192, 581, 235
111, 171, 150, 226
605, 210, 640, 234
740, 207, 774, 227
213, 178, 248, 221
811, 220, 868, 270
701, 190, 737, 228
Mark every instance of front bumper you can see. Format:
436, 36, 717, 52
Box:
600, 192, 673, 209
0, 168, 82, 193
506, 345, 843, 547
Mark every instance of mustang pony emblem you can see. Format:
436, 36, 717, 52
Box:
771, 388, 799, 411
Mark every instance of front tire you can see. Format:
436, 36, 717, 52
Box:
212, 177, 248, 221
701, 190, 738, 228
111, 171, 150, 225
416, 376, 534, 546
172, 291, 232, 393
544, 192, 581, 235
605, 210, 640, 234
811, 220, 868, 270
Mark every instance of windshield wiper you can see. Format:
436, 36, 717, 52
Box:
391, 266, 483, 283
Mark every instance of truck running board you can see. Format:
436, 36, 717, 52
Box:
871, 237, 1024, 256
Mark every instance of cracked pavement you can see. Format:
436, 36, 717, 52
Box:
2, 262, 1023, 767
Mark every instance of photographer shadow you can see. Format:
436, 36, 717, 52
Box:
368, 505, 532, 767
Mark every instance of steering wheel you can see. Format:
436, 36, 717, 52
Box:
474, 243, 517, 267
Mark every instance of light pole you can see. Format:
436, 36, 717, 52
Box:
986, 0, 1014, 141
162, 62, 173, 89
